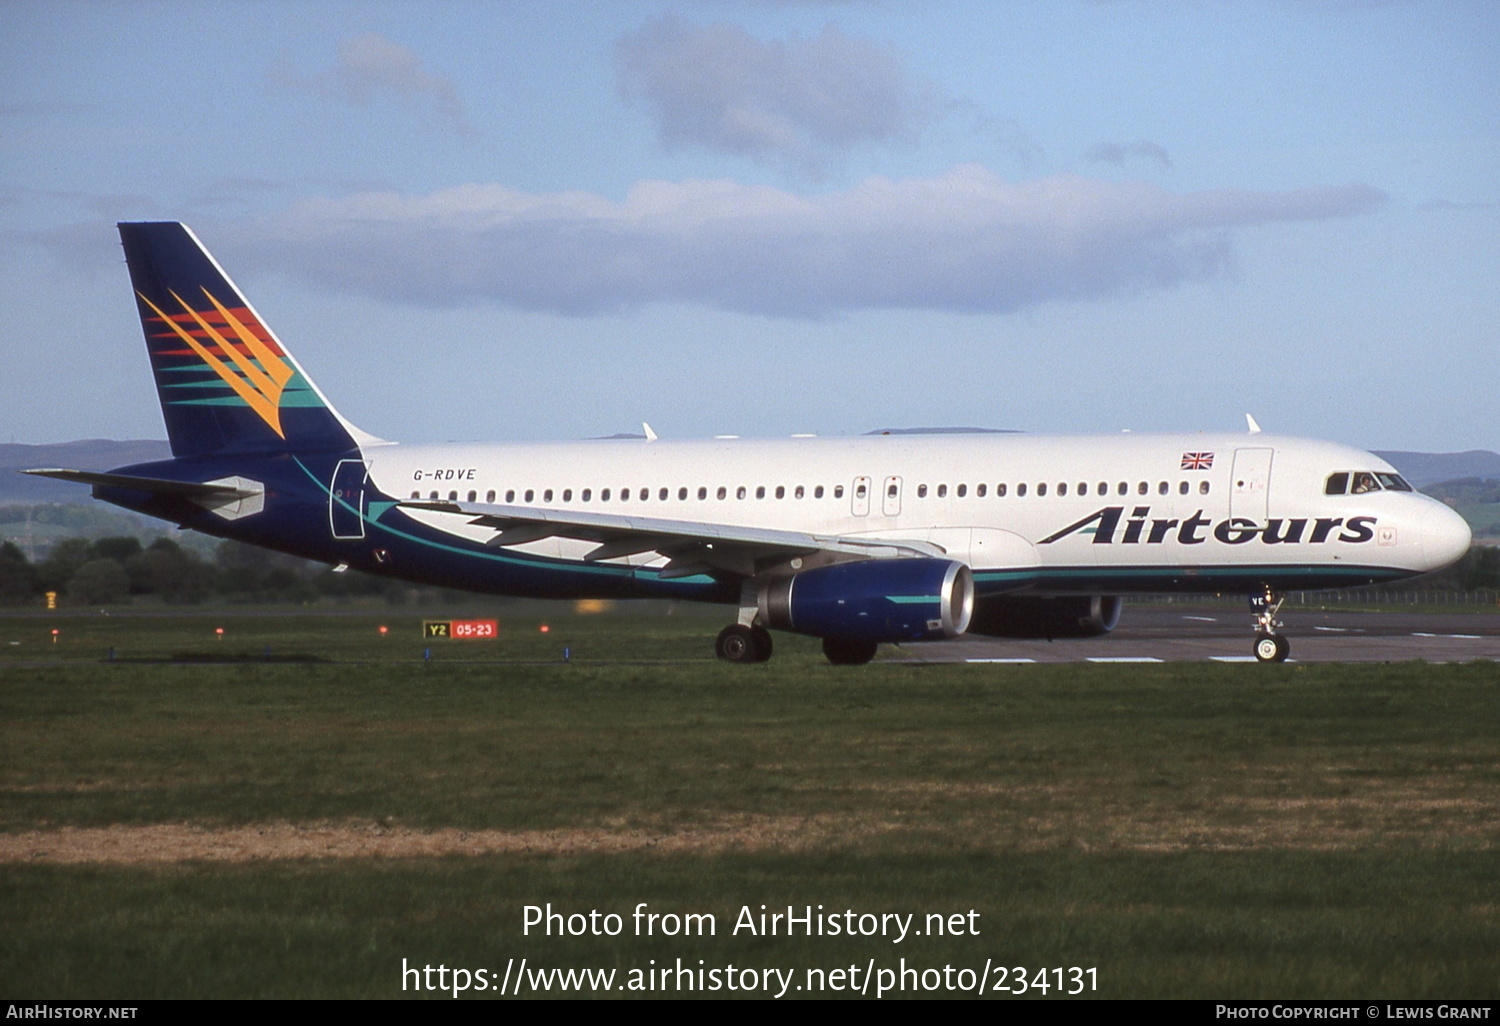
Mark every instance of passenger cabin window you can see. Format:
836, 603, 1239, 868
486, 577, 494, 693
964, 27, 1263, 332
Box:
582, 489, 592, 502
996, 483, 1007, 497
834, 485, 844, 499
717, 487, 727, 500
977, 483, 987, 497
563, 489, 572, 502
937, 484, 947, 498
543, 489, 553, 502
486, 490, 496, 503
1058, 482, 1067, 496
815, 486, 825, 499
756, 486, 766, 499
737, 486, 747, 499
1199, 481, 1210, 495
602, 488, 611, 501
1037, 483, 1047, 496
1017, 483, 1027, 497
505, 489, 516, 503
918, 484, 928, 498
795, 485, 804, 499
524, 489, 534, 503
1179, 481, 1189, 495
698, 487, 707, 500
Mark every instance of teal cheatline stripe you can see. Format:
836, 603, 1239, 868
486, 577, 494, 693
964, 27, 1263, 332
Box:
277, 389, 328, 408
886, 595, 939, 604
173, 396, 251, 406
290, 458, 719, 588
171, 386, 325, 408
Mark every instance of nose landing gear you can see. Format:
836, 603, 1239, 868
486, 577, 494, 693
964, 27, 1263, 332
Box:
1251, 589, 1290, 662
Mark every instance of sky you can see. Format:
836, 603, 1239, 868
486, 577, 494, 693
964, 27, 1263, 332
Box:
1, 0, 1495, 453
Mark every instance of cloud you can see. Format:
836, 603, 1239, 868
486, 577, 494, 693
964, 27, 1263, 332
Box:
222, 166, 1386, 318
277, 33, 470, 134
615, 15, 937, 171
1084, 140, 1173, 170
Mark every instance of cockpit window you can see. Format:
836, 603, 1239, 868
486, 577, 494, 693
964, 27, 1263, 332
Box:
1330, 470, 1415, 495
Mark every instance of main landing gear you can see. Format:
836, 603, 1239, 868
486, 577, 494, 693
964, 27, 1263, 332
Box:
713, 625, 879, 665
1251, 589, 1290, 663
715, 623, 773, 663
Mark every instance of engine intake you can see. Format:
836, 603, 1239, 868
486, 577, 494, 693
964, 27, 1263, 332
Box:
761, 558, 974, 642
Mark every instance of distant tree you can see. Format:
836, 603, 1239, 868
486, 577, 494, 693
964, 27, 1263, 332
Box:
125, 538, 215, 603
1465, 546, 1500, 590
0, 541, 37, 604
38, 538, 93, 592
89, 536, 143, 563
67, 558, 130, 606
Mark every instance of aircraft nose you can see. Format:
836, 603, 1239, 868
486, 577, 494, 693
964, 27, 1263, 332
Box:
1420, 501, 1472, 571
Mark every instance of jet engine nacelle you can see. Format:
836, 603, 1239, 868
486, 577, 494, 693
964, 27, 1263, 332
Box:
761, 558, 974, 642
968, 595, 1122, 639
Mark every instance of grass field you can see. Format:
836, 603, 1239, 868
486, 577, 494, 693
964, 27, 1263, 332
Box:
2, 607, 1498, 999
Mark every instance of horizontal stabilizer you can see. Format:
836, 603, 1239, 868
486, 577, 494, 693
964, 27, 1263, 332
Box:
21, 468, 257, 499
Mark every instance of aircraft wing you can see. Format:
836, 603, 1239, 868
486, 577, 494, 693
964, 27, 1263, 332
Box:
398, 498, 943, 578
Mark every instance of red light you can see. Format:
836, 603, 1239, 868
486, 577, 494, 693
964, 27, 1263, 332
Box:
539, 624, 550, 633
378, 625, 389, 635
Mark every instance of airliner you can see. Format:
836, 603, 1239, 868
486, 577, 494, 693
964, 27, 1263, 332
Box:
26, 223, 1472, 663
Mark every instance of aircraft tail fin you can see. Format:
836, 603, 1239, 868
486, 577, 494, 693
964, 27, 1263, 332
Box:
118, 222, 366, 458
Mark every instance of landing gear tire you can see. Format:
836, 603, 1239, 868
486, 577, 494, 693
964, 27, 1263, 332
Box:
1254, 632, 1290, 663
822, 636, 879, 666
750, 626, 773, 662
716, 624, 772, 663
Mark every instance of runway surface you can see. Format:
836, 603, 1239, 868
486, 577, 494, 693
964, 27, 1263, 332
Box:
894, 606, 1500, 664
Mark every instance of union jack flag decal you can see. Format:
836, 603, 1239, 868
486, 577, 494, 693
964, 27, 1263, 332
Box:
1181, 452, 1215, 470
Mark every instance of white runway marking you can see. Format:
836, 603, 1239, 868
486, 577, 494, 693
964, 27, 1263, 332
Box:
966, 658, 1037, 664
1211, 656, 1260, 663
1182, 616, 1218, 622
1088, 657, 1164, 663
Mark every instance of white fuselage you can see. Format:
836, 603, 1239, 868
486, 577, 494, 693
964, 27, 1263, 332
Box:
364, 431, 1471, 594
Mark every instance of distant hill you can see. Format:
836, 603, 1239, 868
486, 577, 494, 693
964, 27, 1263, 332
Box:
1375, 450, 1500, 488
0, 440, 172, 502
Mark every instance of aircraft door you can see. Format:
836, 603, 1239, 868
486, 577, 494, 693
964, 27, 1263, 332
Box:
330, 459, 368, 540
882, 476, 902, 516
852, 476, 872, 517
1230, 448, 1273, 522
